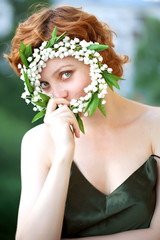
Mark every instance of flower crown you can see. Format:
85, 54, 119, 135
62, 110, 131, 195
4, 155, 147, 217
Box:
18, 27, 124, 133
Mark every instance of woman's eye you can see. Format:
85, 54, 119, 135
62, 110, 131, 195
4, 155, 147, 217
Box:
61, 71, 71, 80
40, 82, 49, 89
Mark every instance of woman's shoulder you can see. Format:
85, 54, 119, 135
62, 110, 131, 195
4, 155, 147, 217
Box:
139, 103, 160, 156
22, 123, 50, 144
21, 123, 54, 165
139, 103, 160, 123
125, 97, 160, 121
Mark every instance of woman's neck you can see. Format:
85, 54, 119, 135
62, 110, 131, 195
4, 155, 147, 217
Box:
81, 88, 131, 133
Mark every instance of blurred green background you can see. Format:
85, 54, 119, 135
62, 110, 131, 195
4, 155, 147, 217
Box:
0, 0, 160, 239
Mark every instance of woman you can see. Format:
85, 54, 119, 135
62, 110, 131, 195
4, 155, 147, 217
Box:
5, 5, 160, 240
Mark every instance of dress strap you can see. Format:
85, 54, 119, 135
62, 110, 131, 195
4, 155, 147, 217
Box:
151, 154, 160, 158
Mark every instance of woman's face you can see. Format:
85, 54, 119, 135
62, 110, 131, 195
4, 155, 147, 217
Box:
40, 56, 91, 101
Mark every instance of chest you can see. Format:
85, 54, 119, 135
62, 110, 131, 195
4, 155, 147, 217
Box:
74, 125, 152, 195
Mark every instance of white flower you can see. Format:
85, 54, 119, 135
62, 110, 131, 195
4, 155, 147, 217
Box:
79, 57, 84, 61
34, 91, 38, 96
73, 102, 79, 107
73, 108, 78, 113
107, 68, 113, 73
18, 64, 22, 69
70, 39, 75, 45
70, 99, 77, 106
33, 96, 39, 102
99, 84, 104, 89
58, 41, 64, 46
84, 111, 88, 117
55, 52, 60, 57
59, 53, 64, 59
70, 45, 76, 50
98, 56, 103, 61
21, 92, 27, 99
64, 52, 69, 57
93, 58, 98, 63
102, 100, 106, 104
49, 51, 55, 59
25, 99, 30, 104
84, 95, 90, 101
98, 93, 103, 98
27, 57, 32, 62
54, 44, 59, 48
20, 75, 24, 81
33, 52, 39, 58
65, 42, 70, 47
78, 107, 83, 112
33, 107, 37, 111
31, 72, 36, 77
42, 63, 46, 68
35, 86, 40, 92
68, 49, 74, 55
63, 36, 70, 42
41, 41, 47, 48
92, 86, 98, 92
94, 52, 100, 57
74, 38, 80, 43
41, 55, 48, 61
80, 40, 89, 48
31, 66, 37, 72
35, 74, 41, 80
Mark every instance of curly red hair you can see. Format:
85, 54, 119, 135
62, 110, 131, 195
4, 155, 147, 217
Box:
5, 6, 129, 77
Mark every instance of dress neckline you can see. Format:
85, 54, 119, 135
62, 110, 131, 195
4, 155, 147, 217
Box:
72, 155, 158, 197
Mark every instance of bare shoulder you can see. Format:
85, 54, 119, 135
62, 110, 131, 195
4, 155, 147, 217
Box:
23, 123, 49, 143
141, 104, 160, 156
124, 97, 160, 156
22, 123, 54, 167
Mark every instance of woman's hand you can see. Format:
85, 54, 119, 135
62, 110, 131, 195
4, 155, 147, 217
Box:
44, 98, 80, 162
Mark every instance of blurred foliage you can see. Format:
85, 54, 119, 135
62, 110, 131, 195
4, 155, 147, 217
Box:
0, 0, 51, 239
133, 15, 160, 106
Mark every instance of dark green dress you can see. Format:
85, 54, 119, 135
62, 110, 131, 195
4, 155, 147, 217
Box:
61, 155, 158, 238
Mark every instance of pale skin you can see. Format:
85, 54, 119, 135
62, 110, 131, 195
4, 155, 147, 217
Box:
15, 56, 160, 240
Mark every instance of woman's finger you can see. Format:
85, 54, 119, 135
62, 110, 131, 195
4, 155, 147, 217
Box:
46, 98, 70, 114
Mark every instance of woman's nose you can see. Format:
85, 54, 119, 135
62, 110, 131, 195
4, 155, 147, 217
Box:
51, 84, 69, 99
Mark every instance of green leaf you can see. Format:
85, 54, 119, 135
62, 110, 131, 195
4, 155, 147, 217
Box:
84, 94, 94, 113
89, 92, 99, 117
52, 26, 57, 40
98, 99, 106, 116
32, 101, 47, 108
23, 71, 33, 94
76, 114, 85, 134
107, 75, 120, 90
102, 71, 122, 91
20, 41, 26, 52
55, 32, 67, 43
38, 92, 50, 103
109, 73, 125, 81
32, 109, 46, 123
25, 44, 32, 58
105, 79, 114, 90
87, 44, 109, 52
19, 50, 28, 68
46, 27, 58, 47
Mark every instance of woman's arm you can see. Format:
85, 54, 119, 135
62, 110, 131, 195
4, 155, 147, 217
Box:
16, 126, 73, 240
16, 99, 80, 240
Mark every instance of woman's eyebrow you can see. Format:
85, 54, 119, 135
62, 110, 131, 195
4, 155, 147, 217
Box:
52, 64, 73, 76
40, 64, 73, 82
